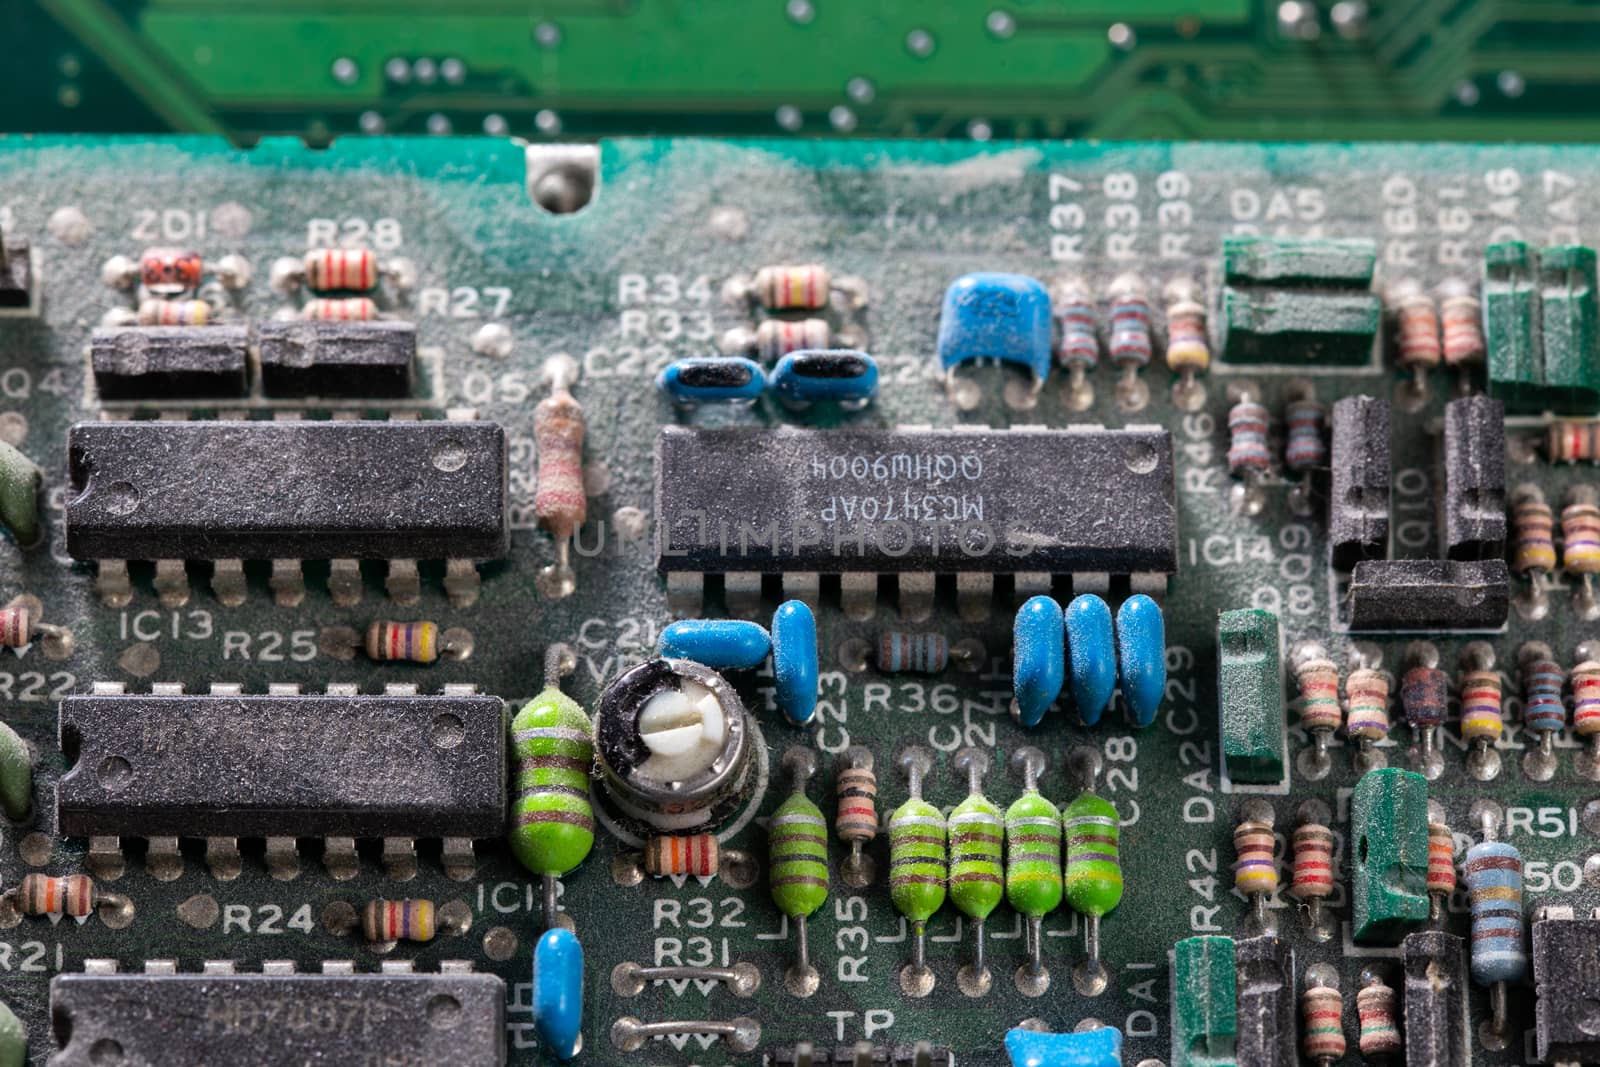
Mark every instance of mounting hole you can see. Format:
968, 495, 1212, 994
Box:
89, 1038, 123, 1064
431, 714, 466, 749
426, 993, 461, 1030
97, 755, 132, 792
430, 438, 468, 473
527, 145, 599, 215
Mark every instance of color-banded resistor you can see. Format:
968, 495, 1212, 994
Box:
361, 898, 435, 942
1284, 397, 1327, 472
1400, 652, 1447, 780
1458, 642, 1504, 781
1345, 666, 1390, 771
1356, 974, 1402, 1061
14, 873, 94, 918
1107, 273, 1153, 410
1052, 277, 1099, 411
1465, 814, 1525, 1044
753, 265, 832, 311
510, 658, 596, 927
1564, 485, 1600, 618
1004, 747, 1062, 996
1548, 421, 1600, 464
755, 317, 832, 361
1292, 643, 1342, 780
1519, 643, 1564, 780
1300, 976, 1346, 1067
948, 749, 1004, 997
0, 607, 32, 649
365, 620, 438, 663
302, 296, 379, 321
1011, 595, 1064, 728
1574, 657, 1600, 780
1064, 787, 1123, 993
1162, 276, 1209, 410
138, 298, 210, 326
835, 746, 878, 888
1511, 484, 1557, 619
305, 248, 379, 291
1226, 394, 1270, 516
1232, 808, 1278, 933
1427, 819, 1455, 925
140, 247, 203, 295
1289, 819, 1334, 934
876, 632, 947, 674
1115, 594, 1165, 728
1390, 281, 1441, 379
889, 748, 946, 997
644, 835, 719, 879
769, 748, 828, 997
1437, 278, 1485, 367
534, 359, 587, 599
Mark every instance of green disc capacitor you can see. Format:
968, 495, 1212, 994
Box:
769, 792, 829, 919
889, 795, 948, 923
509, 685, 596, 878
1064, 791, 1124, 917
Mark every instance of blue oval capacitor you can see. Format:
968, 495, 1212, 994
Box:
1004, 1026, 1123, 1067
657, 357, 765, 406
1065, 594, 1116, 726
769, 349, 879, 409
533, 927, 583, 1061
1012, 595, 1064, 727
1116, 594, 1166, 727
657, 619, 772, 670
936, 272, 1053, 384
771, 599, 818, 726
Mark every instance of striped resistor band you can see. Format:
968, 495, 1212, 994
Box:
888, 798, 947, 923
1107, 279, 1153, 367
533, 390, 587, 538
1548, 422, 1600, 464
876, 632, 948, 674
754, 265, 831, 310
645, 834, 719, 878
1163, 295, 1209, 374
1464, 840, 1527, 985
1562, 493, 1600, 574
1458, 668, 1503, 744
1284, 399, 1327, 472
1232, 819, 1278, 897
1294, 652, 1342, 734
1522, 656, 1566, 735
1400, 666, 1447, 728
138, 298, 209, 326
947, 796, 1004, 920
1290, 823, 1334, 900
1003, 794, 1063, 917
755, 317, 831, 360
834, 764, 878, 846
17, 873, 93, 917
1512, 488, 1558, 573
365, 620, 438, 663
1054, 283, 1099, 369
508, 688, 596, 878
1226, 399, 1271, 476
0, 607, 29, 648
1344, 668, 1390, 741
1356, 981, 1403, 1057
304, 248, 378, 291
1574, 660, 1600, 739
768, 792, 830, 919
303, 296, 379, 321
361, 898, 435, 942
1427, 821, 1456, 898
1438, 285, 1485, 366
1064, 793, 1123, 917
1393, 287, 1441, 368
1300, 983, 1346, 1062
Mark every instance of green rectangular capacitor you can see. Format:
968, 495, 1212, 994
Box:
1538, 245, 1600, 409
1350, 766, 1431, 944
1217, 608, 1285, 786
1219, 236, 1380, 364
1170, 935, 1238, 1067
1488, 241, 1600, 414
1222, 235, 1377, 286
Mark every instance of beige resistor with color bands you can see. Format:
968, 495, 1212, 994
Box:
304, 248, 378, 291
361, 898, 435, 942
644, 835, 719, 878
18, 873, 94, 917
534, 389, 587, 538
138, 298, 209, 326
754, 265, 831, 310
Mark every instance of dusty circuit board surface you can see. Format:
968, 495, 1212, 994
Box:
0, 136, 1596, 1065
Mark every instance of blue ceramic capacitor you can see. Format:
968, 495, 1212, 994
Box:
657, 357, 765, 406
1064, 594, 1116, 726
1115, 594, 1166, 727
532, 927, 584, 1061
772, 599, 818, 726
657, 619, 772, 670
1004, 1027, 1122, 1067
769, 349, 879, 408
936, 272, 1053, 385
1012, 595, 1065, 727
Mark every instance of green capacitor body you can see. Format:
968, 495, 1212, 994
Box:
0, 442, 40, 547
1350, 766, 1431, 944
1217, 608, 1286, 787
1171, 935, 1239, 1067
1063, 792, 1123, 918
1487, 241, 1600, 413
508, 686, 596, 878
947, 792, 1004, 921
1218, 236, 1381, 366
0, 722, 31, 822
0, 999, 22, 1067
768, 791, 829, 918
888, 797, 947, 923
1004, 790, 1064, 918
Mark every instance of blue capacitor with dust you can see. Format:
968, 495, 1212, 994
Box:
772, 599, 819, 726
769, 349, 879, 408
1116, 594, 1166, 727
657, 357, 765, 406
657, 619, 771, 670
1012, 595, 1064, 727
1065, 594, 1116, 726
1004, 1026, 1122, 1067
533, 927, 583, 1061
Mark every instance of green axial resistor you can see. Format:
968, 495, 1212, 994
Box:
948, 747, 1004, 995
769, 747, 828, 996
1064, 775, 1124, 995
889, 747, 945, 997
1005, 746, 1063, 995
510, 647, 596, 927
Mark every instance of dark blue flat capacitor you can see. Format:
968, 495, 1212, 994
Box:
657, 619, 772, 670
769, 349, 879, 409
533, 927, 583, 1061
1115, 594, 1166, 727
936, 272, 1053, 385
1012, 595, 1064, 727
772, 599, 818, 726
657, 357, 765, 406
1065, 594, 1116, 726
